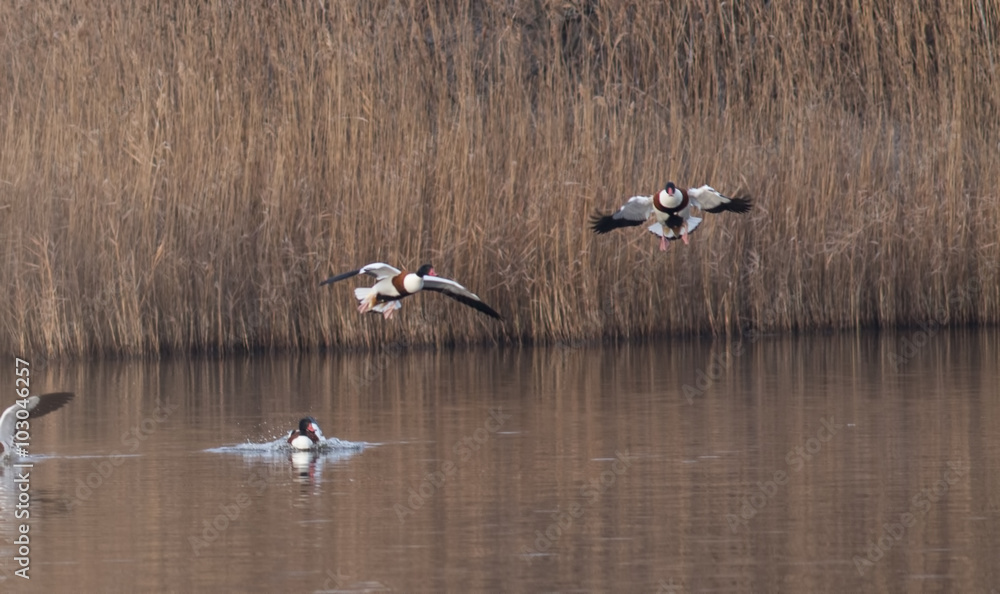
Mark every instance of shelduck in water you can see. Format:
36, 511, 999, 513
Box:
1, 392, 74, 457
590, 182, 753, 251
288, 417, 325, 450
320, 263, 503, 320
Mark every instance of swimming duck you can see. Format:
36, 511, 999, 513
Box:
1, 392, 74, 457
590, 182, 753, 251
320, 262, 503, 320
288, 417, 325, 450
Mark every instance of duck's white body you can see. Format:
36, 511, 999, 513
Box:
290, 433, 320, 450
350, 270, 425, 318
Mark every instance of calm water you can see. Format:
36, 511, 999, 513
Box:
1, 328, 998, 593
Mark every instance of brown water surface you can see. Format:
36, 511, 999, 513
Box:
1, 328, 998, 592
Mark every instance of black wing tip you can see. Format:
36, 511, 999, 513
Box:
29, 392, 75, 417
589, 212, 615, 234
726, 196, 753, 213
320, 268, 361, 286
589, 210, 643, 234
460, 297, 504, 320
705, 195, 753, 214
434, 289, 503, 320
479, 304, 504, 321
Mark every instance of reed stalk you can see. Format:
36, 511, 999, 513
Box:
1, 1, 997, 358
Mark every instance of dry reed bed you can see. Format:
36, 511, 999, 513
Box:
1, 1, 998, 358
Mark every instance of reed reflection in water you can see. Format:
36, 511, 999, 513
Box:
0, 328, 997, 592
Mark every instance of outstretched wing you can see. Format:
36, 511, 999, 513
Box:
421, 276, 503, 320
688, 185, 753, 214
27, 392, 75, 418
321, 262, 401, 286
0, 392, 75, 454
589, 195, 655, 234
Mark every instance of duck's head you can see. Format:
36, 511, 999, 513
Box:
289, 416, 324, 450
298, 417, 320, 436
416, 264, 437, 277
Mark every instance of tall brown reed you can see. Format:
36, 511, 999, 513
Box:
2, 1, 998, 358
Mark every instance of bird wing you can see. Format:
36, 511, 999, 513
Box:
421, 276, 503, 320
0, 402, 18, 454
321, 262, 401, 286
688, 185, 753, 214
589, 195, 655, 234
358, 262, 402, 280
0, 392, 74, 454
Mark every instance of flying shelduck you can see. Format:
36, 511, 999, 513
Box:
320, 263, 503, 321
590, 182, 753, 251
